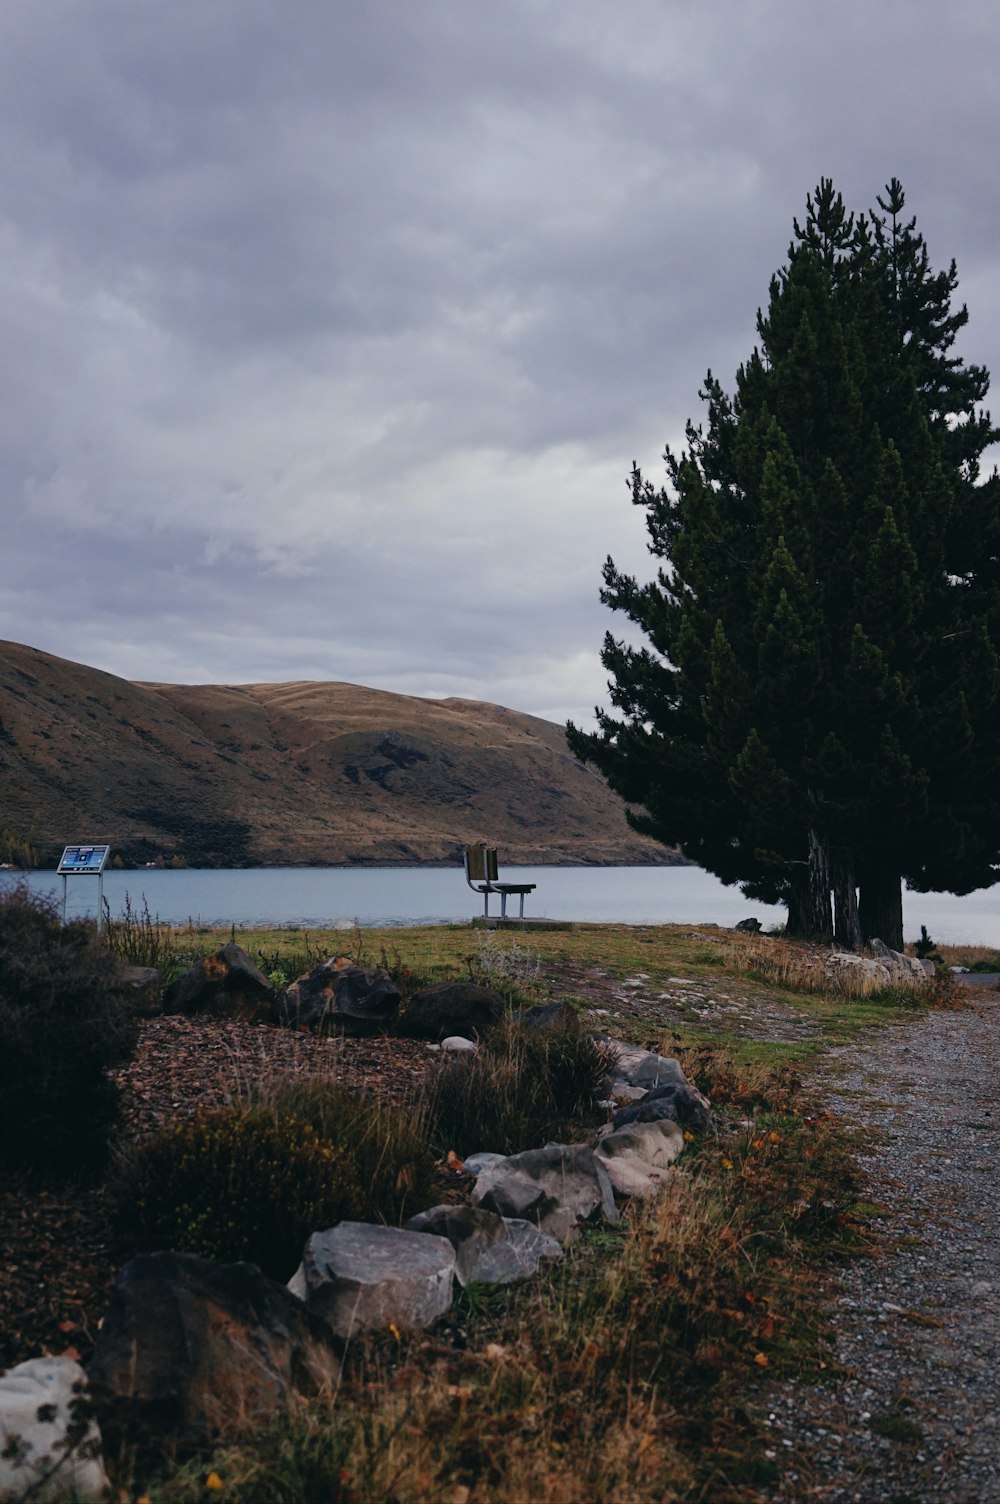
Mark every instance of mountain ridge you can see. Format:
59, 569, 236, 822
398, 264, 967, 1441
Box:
0, 640, 677, 868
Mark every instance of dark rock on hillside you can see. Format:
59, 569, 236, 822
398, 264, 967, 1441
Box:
87, 1251, 341, 1441
163, 943, 274, 1022
279, 955, 401, 1035
397, 981, 504, 1041
510, 1000, 580, 1034
612, 1080, 715, 1136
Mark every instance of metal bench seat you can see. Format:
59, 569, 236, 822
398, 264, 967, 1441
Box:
463, 843, 536, 920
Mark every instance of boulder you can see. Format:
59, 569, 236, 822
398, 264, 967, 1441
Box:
279, 956, 401, 1035
113, 964, 161, 990
825, 951, 890, 984
612, 1080, 715, 1136
869, 938, 930, 981
440, 1035, 478, 1052
289, 1223, 456, 1339
0, 1357, 109, 1503
87, 1251, 340, 1441
404, 1204, 562, 1285
461, 1151, 509, 1177
397, 981, 504, 1041
163, 943, 274, 1023
594, 1119, 685, 1199
509, 1001, 580, 1034
601, 1039, 687, 1091
734, 917, 762, 933
473, 1144, 619, 1244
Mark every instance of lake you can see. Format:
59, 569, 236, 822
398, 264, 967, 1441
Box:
3, 864, 998, 945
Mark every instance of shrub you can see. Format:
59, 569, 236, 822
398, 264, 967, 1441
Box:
269, 1080, 438, 1225
0, 886, 137, 1171
101, 892, 180, 984
113, 1106, 364, 1280
430, 1020, 616, 1158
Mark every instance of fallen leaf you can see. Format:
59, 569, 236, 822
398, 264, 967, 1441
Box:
753, 1351, 769, 1367
446, 1149, 465, 1172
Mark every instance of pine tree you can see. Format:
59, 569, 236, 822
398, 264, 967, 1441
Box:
569, 181, 1000, 948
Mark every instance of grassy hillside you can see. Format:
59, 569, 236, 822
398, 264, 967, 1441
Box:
0, 640, 674, 867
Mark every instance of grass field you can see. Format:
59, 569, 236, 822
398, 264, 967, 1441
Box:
84, 915, 980, 1502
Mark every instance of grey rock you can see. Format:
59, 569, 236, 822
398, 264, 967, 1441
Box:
461, 1152, 508, 1176
279, 956, 401, 1035
440, 1035, 477, 1052
87, 1251, 339, 1441
473, 1144, 619, 1244
289, 1223, 456, 1339
405, 1204, 562, 1285
595, 1119, 685, 1199
869, 938, 929, 981
612, 1080, 715, 1135
509, 1001, 580, 1034
0, 1357, 109, 1503
113, 964, 161, 992
163, 942, 275, 1022
734, 916, 763, 933
396, 981, 504, 1041
601, 1038, 687, 1090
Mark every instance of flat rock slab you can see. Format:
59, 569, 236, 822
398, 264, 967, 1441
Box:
473, 1144, 619, 1244
289, 1223, 456, 1339
595, 1119, 685, 1198
405, 1204, 562, 1285
600, 1038, 688, 1089
0, 1357, 109, 1503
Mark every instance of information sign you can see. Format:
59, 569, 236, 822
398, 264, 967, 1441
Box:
58, 845, 111, 875
57, 844, 111, 931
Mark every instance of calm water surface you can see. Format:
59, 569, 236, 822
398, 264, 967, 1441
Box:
4, 864, 999, 945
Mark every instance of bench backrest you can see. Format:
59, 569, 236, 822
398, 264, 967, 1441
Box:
464, 844, 499, 882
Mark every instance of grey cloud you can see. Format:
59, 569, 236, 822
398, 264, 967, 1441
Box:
1, 0, 998, 729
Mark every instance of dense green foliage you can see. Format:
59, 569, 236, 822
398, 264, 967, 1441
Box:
114, 1106, 364, 1280
0, 887, 137, 1170
569, 180, 1000, 947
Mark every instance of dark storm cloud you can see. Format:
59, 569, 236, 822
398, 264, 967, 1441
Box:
1, 0, 998, 725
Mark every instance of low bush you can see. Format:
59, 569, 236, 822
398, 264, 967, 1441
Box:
0, 886, 137, 1171
266, 1079, 438, 1225
430, 1019, 616, 1158
113, 1106, 364, 1280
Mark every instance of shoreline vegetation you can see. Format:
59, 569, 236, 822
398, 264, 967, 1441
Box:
3, 901, 995, 1501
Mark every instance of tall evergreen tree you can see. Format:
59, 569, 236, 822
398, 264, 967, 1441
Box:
569, 181, 1000, 948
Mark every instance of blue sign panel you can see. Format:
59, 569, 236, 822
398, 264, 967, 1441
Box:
57, 845, 111, 875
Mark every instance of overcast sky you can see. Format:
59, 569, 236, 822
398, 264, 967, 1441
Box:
2, 0, 998, 727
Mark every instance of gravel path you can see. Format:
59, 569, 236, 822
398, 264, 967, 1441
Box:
762, 992, 1000, 1503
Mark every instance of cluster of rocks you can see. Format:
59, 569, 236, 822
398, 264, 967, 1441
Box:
825, 938, 932, 986
0, 998, 713, 1501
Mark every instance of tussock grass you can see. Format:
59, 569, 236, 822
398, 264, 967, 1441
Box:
429, 1019, 617, 1158
720, 931, 926, 1004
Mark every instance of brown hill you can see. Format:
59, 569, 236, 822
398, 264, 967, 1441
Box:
0, 640, 674, 867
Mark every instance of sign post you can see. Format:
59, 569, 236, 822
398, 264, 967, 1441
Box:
57, 845, 111, 933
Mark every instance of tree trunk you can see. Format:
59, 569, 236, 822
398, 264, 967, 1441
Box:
832, 852, 862, 951
859, 867, 904, 951
786, 830, 833, 939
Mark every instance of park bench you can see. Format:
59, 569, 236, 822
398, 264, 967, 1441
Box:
463, 843, 536, 920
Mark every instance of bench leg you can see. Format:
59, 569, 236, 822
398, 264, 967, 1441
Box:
483, 890, 489, 919
518, 892, 526, 919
